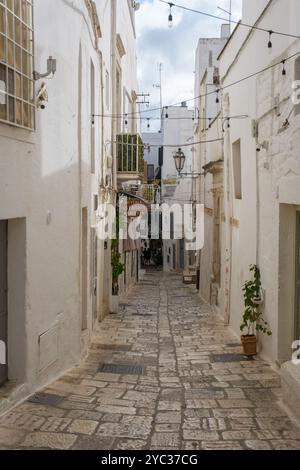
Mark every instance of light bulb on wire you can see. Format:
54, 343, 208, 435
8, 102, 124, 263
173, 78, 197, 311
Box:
268, 31, 273, 48
168, 3, 174, 28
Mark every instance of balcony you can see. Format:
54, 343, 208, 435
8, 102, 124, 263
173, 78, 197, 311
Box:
117, 134, 145, 188
121, 182, 157, 206
137, 184, 156, 204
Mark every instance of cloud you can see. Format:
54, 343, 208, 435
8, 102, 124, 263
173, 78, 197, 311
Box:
136, 0, 242, 131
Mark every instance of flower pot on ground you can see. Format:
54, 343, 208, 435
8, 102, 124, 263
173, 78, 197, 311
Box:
240, 265, 272, 357
241, 334, 257, 356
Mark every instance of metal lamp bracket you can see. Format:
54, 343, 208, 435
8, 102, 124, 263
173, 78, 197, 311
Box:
33, 56, 57, 81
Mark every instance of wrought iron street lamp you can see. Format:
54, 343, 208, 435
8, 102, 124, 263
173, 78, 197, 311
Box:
173, 147, 205, 178
173, 148, 186, 173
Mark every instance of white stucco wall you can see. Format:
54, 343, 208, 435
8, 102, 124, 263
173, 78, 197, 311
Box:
219, 0, 300, 364
160, 105, 194, 272
194, 29, 228, 305
0, 0, 139, 413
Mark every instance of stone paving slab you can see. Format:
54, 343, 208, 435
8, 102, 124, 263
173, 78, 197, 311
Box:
0, 272, 299, 450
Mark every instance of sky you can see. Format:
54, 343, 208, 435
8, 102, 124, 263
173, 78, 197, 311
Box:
136, 0, 242, 131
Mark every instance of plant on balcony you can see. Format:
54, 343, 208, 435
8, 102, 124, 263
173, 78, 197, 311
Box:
240, 264, 272, 356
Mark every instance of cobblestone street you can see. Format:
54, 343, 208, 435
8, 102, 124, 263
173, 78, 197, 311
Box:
0, 272, 300, 451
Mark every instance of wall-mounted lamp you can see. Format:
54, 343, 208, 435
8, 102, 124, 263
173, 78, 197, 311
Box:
173, 148, 186, 173
256, 141, 269, 152
33, 56, 57, 81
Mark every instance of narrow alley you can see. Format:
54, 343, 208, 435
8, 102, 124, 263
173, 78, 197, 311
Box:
0, 272, 299, 451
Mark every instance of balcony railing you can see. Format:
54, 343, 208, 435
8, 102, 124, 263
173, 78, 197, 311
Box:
117, 134, 144, 176
137, 184, 156, 204
121, 183, 157, 205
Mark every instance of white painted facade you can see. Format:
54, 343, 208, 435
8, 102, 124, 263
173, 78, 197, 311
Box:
160, 105, 194, 272
216, 0, 300, 418
193, 26, 229, 306
142, 132, 163, 180
0, 0, 139, 414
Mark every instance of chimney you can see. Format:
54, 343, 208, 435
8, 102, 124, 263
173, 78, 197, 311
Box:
221, 23, 230, 39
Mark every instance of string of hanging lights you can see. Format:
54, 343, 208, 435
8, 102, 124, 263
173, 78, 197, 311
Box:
92, 51, 300, 120
160, 0, 300, 44
111, 137, 224, 149
93, 114, 248, 121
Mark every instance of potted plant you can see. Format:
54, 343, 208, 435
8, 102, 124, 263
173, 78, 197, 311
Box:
110, 251, 124, 314
240, 264, 272, 356
110, 208, 125, 314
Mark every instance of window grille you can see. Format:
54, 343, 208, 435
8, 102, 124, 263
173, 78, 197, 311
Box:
0, 0, 34, 129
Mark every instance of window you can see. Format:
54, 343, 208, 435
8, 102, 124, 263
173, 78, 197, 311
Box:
170, 213, 174, 240
147, 164, 154, 182
117, 134, 144, 173
158, 146, 163, 166
232, 139, 242, 199
0, 0, 34, 129
105, 69, 109, 110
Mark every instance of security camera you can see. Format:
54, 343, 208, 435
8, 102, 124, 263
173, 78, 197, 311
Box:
36, 81, 48, 109
132, 1, 140, 11
256, 140, 269, 152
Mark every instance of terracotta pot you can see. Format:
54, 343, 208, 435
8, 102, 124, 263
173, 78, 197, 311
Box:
241, 335, 257, 356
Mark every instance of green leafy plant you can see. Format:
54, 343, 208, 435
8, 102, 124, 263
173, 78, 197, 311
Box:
240, 265, 272, 337
111, 251, 125, 283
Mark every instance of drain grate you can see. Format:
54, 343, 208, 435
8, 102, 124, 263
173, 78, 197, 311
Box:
92, 343, 131, 351
131, 313, 154, 317
28, 392, 64, 406
212, 354, 254, 363
97, 363, 145, 376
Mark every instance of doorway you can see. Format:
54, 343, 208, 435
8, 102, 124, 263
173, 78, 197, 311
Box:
81, 208, 88, 330
295, 211, 300, 341
179, 239, 185, 270
0, 220, 8, 386
91, 228, 98, 323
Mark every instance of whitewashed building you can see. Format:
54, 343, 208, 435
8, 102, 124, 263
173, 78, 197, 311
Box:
216, 0, 300, 419
160, 104, 194, 272
0, 0, 140, 414
193, 25, 230, 305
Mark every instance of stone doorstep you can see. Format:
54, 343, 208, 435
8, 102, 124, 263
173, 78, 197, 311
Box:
0, 383, 29, 417
281, 361, 300, 427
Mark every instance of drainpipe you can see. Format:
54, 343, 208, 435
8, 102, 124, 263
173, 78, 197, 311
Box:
111, 0, 117, 192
